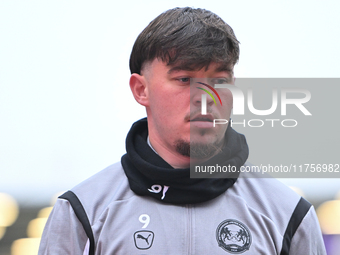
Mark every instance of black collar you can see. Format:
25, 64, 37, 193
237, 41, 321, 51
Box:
121, 118, 249, 204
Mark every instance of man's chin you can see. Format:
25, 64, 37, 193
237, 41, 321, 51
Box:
175, 139, 223, 159
190, 142, 223, 159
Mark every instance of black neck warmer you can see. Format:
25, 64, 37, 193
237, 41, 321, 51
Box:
121, 118, 249, 204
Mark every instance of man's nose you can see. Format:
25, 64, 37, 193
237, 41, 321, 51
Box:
191, 85, 215, 115
191, 85, 215, 107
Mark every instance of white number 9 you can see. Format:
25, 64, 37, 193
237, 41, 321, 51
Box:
139, 214, 150, 229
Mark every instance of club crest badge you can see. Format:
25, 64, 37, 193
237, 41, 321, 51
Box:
216, 219, 251, 253
133, 230, 154, 250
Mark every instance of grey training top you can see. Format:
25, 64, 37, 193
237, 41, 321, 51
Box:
39, 162, 326, 255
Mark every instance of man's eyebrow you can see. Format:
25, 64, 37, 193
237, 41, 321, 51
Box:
215, 65, 234, 75
167, 64, 234, 75
167, 66, 195, 75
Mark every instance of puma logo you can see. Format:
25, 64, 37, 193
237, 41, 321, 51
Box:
134, 230, 154, 250
137, 234, 151, 245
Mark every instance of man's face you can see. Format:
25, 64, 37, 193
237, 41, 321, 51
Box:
140, 58, 234, 164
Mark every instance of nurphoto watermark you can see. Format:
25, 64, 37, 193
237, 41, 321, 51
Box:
189, 78, 340, 178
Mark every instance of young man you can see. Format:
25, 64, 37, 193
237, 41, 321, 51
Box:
39, 7, 326, 254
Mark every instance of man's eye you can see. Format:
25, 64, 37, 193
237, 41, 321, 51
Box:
211, 78, 229, 84
173, 77, 191, 85
179, 78, 190, 83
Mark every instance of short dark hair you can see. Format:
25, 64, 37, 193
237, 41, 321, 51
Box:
129, 7, 240, 74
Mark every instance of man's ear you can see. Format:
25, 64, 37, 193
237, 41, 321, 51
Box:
129, 73, 149, 107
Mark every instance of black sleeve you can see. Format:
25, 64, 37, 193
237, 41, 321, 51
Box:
59, 190, 95, 255
280, 197, 312, 255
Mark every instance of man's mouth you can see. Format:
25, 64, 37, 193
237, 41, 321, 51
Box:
190, 117, 213, 122
190, 114, 214, 122
189, 115, 215, 128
